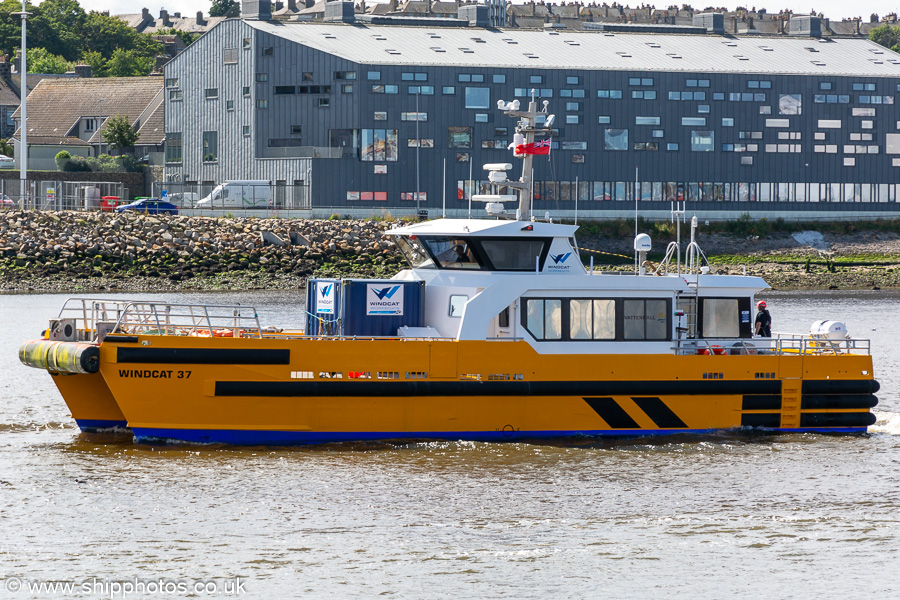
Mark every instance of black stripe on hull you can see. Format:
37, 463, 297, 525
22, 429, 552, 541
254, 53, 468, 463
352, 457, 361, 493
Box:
801, 394, 879, 410
117, 347, 290, 365
742, 395, 783, 411
802, 379, 880, 395
584, 397, 639, 429
632, 397, 688, 428
214, 379, 782, 398
741, 413, 782, 428
800, 412, 877, 428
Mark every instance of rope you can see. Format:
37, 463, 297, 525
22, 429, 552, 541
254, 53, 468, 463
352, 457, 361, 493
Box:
578, 247, 632, 260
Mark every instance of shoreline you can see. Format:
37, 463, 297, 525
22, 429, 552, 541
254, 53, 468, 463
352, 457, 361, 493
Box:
2, 211, 900, 294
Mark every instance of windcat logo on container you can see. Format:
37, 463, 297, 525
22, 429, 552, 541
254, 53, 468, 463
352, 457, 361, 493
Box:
316, 281, 336, 314
367, 284, 404, 315
547, 252, 573, 271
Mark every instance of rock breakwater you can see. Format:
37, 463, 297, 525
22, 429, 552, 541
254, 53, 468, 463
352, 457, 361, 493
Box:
0, 211, 405, 292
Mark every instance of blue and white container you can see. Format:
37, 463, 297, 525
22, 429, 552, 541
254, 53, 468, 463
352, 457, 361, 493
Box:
341, 279, 425, 337
305, 278, 342, 336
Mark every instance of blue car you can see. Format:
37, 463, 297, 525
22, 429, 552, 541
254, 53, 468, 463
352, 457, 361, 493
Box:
115, 198, 179, 215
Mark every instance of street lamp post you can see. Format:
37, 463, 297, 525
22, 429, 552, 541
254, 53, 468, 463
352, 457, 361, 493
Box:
98, 98, 103, 156
13, 0, 30, 209
415, 89, 420, 217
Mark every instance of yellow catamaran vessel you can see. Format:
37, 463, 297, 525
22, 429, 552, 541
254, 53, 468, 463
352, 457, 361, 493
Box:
19, 96, 879, 444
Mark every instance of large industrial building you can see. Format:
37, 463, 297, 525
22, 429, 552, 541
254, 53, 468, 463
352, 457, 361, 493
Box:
162, 3, 900, 218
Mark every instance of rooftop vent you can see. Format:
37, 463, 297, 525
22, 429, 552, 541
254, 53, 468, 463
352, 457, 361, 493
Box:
789, 14, 823, 38
324, 1, 355, 24
385, 49, 401, 55
693, 12, 725, 35
523, 52, 538, 59
459, 47, 474, 54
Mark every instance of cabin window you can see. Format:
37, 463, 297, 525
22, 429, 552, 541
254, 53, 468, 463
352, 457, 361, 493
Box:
623, 299, 668, 340
498, 307, 510, 328
394, 236, 434, 269
569, 299, 615, 340
699, 297, 753, 338
449, 295, 467, 317
525, 299, 562, 340
480, 239, 545, 270
701, 298, 740, 338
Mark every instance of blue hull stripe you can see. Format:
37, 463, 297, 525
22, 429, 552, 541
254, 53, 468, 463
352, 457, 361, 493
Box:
75, 419, 130, 431
131, 426, 869, 445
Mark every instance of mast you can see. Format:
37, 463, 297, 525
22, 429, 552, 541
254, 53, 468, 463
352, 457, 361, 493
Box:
497, 89, 553, 222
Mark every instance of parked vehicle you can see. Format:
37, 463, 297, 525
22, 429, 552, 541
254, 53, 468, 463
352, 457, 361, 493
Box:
115, 198, 178, 215
196, 181, 272, 209
0, 154, 13, 169
0, 194, 14, 209
164, 192, 199, 207
100, 196, 121, 212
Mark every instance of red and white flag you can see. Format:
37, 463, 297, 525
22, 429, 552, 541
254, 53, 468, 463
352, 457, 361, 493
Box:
515, 138, 551, 155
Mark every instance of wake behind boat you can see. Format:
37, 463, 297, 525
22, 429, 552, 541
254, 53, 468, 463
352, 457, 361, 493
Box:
19, 95, 879, 444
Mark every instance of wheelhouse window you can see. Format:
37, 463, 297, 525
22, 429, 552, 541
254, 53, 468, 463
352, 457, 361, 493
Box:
396, 236, 549, 271
479, 239, 545, 270
701, 298, 739, 338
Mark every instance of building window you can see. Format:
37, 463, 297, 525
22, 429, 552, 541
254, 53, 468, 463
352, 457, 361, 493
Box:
818, 119, 841, 129
844, 157, 856, 166
697, 104, 710, 114
291, 125, 302, 135
256, 99, 268, 109
561, 141, 587, 150
691, 130, 714, 152
598, 116, 610, 124
401, 112, 427, 121
165, 132, 182, 164
342, 84, 353, 93
165, 78, 179, 88
374, 111, 387, 120
242, 86, 250, 97
629, 77, 654, 86
493, 74, 506, 84
448, 126, 472, 148
226, 100, 234, 111
741, 156, 753, 165
168, 90, 183, 101
334, 71, 357, 80
475, 113, 488, 123
205, 88, 218, 99
635, 116, 660, 125
408, 85, 434, 95
722, 118, 734, 127
367, 71, 381, 80
202, 131, 218, 162
779, 94, 802, 115
224, 48, 237, 64
766, 119, 790, 128
361, 129, 398, 161
682, 117, 706, 126
443, 86, 455, 95
852, 82, 876, 91
566, 102, 580, 111
242, 38, 250, 49
759, 106, 772, 114
566, 76, 580, 85
604, 129, 628, 150
820, 82, 832, 90
318, 97, 330, 107
651, 129, 663, 138
465, 87, 490, 109
667, 143, 679, 151
597, 90, 622, 99
566, 115, 580, 124
274, 86, 295, 95
242, 125, 250, 137
529, 75, 543, 84
255, 73, 267, 82
632, 90, 657, 99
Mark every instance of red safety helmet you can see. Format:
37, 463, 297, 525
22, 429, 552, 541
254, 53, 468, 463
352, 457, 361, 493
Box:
756, 300, 767, 308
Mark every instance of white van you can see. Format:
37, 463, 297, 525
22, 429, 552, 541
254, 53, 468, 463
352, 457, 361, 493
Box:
196, 181, 272, 209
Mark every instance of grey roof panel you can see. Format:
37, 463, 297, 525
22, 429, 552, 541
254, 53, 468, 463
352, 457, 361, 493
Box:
246, 21, 900, 77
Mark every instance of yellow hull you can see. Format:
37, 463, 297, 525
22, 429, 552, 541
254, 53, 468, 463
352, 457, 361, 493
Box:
51, 371, 128, 430
95, 335, 878, 444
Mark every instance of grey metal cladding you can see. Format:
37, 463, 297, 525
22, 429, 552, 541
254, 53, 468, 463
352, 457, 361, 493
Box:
164, 19, 311, 184
245, 21, 900, 78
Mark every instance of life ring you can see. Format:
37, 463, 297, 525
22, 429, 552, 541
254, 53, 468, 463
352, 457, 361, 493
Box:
698, 345, 726, 355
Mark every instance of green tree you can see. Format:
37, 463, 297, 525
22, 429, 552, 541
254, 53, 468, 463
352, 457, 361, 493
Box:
30, 0, 87, 61
80, 49, 105, 77
868, 23, 900, 53
0, 138, 13, 156
26, 47, 71, 74
209, 0, 240, 18
105, 48, 155, 77
80, 12, 162, 66
102, 114, 138, 152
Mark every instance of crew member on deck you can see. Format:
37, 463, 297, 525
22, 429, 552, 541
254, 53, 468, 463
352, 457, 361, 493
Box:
755, 300, 772, 337
454, 244, 470, 263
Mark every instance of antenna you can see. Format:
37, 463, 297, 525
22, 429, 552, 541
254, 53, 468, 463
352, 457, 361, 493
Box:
574, 175, 578, 225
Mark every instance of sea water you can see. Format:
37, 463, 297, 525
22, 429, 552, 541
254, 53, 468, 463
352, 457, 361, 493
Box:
1, 290, 898, 598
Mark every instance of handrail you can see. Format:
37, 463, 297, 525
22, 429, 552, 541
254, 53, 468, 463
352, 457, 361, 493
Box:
673, 335, 870, 356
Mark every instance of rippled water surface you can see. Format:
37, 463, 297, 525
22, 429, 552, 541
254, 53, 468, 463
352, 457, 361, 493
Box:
2, 290, 899, 598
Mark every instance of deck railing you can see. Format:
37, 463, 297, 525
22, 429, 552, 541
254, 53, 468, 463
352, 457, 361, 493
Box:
674, 335, 870, 356
53, 298, 263, 341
